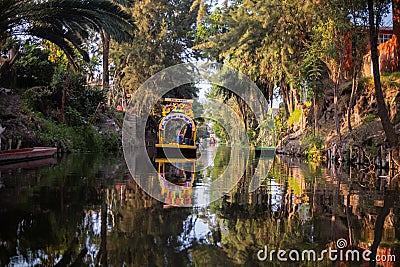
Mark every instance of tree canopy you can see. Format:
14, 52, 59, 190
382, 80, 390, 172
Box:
109, 0, 199, 96
0, 0, 135, 81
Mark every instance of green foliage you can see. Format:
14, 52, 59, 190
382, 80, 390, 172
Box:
14, 40, 57, 88
287, 108, 302, 126
23, 67, 105, 124
247, 128, 257, 146
0, 36, 20, 52
77, 125, 104, 152
365, 143, 380, 159
213, 121, 229, 143
300, 130, 324, 162
23, 86, 57, 113
69, 86, 104, 119
300, 131, 324, 150
110, 0, 198, 94
300, 46, 327, 100
364, 113, 377, 123
273, 110, 287, 140
18, 52, 118, 151
394, 113, 400, 124
288, 176, 302, 195
33, 115, 122, 152
195, 120, 208, 140
35, 117, 94, 152
194, 0, 321, 101
65, 107, 86, 126
0, 0, 134, 72
100, 128, 122, 151
193, 0, 376, 132
192, 7, 224, 53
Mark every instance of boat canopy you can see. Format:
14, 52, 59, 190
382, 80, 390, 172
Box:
158, 113, 196, 144
158, 98, 196, 145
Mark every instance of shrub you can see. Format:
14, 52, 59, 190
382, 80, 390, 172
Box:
100, 128, 122, 152
75, 125, 103, 152
23, 86, 59, 114
287, 108, 302, 126
300, 130, 324, 162
65, 106, 86, 126
364, 113, 377, 124
35, 117, 104, 152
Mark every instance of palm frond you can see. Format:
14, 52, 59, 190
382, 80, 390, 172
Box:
1, 0, 135, 64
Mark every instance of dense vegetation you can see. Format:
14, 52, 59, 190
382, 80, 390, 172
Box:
0, 0, 399, 159
192, 0, 399, 160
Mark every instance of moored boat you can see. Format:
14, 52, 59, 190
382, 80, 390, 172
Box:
0, 147, 57, 163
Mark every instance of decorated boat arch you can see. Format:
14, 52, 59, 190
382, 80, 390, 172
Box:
156, 98, 197, 158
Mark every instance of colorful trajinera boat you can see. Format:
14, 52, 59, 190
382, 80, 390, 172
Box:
156, 98, 196, 158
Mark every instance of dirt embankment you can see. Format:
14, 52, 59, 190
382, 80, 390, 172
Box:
0, 93, 37, 148
277, 75, 400, 167
0, 90, 121, 151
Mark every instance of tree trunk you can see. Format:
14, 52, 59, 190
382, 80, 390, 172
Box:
280, 80, 290, 117
393, 0, 400, 40
347, 69, 358, 132
333, 75, 342, 142
368, 0, 399, 148
289, 84, 296, 113
61, 65, 70, 123
313, 96, 319, 134
101, 30, 110, 90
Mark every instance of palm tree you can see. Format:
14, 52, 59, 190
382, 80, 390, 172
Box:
100, 0, 134, 90
0, 0, 135, 83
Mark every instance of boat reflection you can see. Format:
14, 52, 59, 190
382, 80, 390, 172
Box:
156, 158, 196, 208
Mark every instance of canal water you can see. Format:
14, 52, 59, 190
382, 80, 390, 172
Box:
0, 146, 399, 266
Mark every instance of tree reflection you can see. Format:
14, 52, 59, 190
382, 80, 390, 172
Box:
0, 150, 399, 266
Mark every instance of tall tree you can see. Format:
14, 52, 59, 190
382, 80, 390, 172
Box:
110, 0, 199, 96
0, 0, 135, 86
368, 0, 399, 148
101, 0, 135, 91
308, 0, 358, 142
101, 30, 111, 90
194, 0, 322, 124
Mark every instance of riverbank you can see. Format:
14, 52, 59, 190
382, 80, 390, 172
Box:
1, 72, 399, 167
276, 73, 400, 170
0, 90, 121, 153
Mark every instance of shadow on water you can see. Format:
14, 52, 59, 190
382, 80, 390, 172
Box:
0, 147, 399, 266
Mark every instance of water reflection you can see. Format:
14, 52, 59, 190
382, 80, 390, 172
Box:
0, 148, 399, 266
156, 158, 196, 208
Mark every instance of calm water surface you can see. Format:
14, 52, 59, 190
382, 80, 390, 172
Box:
0, 146, 399, 266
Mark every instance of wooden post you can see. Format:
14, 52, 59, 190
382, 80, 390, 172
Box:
8, 139, 12, 150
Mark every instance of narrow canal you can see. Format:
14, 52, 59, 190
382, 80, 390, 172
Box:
0, 146, 399, 266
